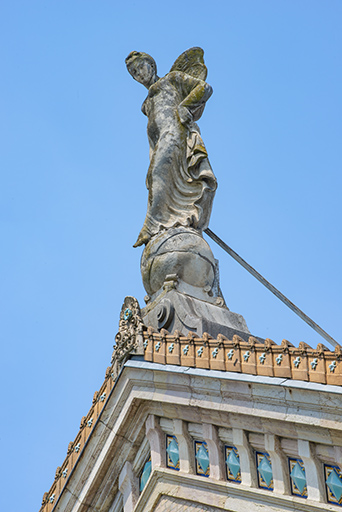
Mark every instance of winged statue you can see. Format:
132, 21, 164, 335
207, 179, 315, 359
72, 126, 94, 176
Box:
126, 47, 217, 248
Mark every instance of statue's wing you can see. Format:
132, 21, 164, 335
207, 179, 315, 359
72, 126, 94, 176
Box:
170, 47, 207, 80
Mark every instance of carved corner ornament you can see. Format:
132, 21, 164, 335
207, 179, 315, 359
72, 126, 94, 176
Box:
232, 334, 244, 347
248, 336, 258, 349
334, 344, 342, 359
111, 297, 145, 377
281, 339, 293, 353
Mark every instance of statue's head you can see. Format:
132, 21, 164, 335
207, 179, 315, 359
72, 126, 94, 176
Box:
125, 51, 158, 88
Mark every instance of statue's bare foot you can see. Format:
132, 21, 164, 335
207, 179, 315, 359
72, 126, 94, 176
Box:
133, 230, 150, 248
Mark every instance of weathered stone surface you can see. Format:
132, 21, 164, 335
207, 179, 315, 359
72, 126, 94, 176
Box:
49, 358, 342, 512
142, 288, 250, 340
140, 227, 217, 299
111, 296, 145, 369
126, 48, 216, 248
126, 48, 224, 307
154, 495, 217, 511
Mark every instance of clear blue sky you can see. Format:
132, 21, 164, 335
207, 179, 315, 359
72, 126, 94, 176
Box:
1, 1, 341, 510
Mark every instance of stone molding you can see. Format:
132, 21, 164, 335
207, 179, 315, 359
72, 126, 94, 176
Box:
39, 296, 341, 512
133, 467, 338, 512
39, 363, 116, 512
116, 369, 342, 511
119, 462, 140, 512
39, 296, 144, 512
43, 361, 342, 512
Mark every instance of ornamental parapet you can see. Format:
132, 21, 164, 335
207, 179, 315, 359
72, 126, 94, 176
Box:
143, 329, 342, 386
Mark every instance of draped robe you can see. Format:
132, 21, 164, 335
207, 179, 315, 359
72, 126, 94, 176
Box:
134, 70, 217, 247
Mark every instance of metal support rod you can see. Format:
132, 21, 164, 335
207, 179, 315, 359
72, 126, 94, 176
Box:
204, 227, 339, 349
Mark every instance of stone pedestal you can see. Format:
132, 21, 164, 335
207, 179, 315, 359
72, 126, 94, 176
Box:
142, 288, 250, 340
140, 226, 250, 339
141, 227, 222, 303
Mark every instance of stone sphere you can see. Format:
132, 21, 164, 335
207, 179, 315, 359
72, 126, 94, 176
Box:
141, 227, 216, 296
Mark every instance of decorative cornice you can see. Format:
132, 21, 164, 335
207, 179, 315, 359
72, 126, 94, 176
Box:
39, 295, 340, 512
39, 296, 145, 512
143, 330, 342, 385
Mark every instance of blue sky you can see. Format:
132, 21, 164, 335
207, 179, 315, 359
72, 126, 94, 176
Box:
1, 1, 341, 511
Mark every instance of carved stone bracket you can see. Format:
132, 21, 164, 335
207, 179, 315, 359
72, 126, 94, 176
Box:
335, 344, 342, 359
111, 297, 145, 376
281, 339, 293, 353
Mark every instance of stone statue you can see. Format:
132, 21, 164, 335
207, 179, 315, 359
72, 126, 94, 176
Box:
125, 48, 250, 338
125, 47, 217, 248
126, 48, 227, 313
